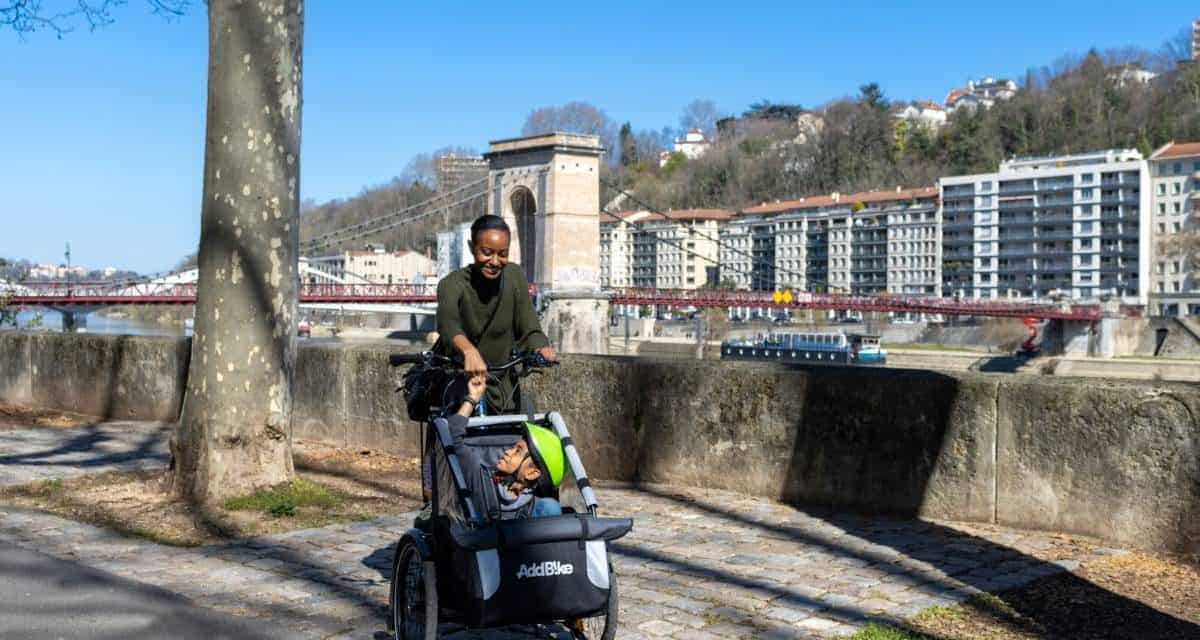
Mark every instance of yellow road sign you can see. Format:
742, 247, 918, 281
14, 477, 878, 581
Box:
783, 290, 793, 304
773, 290, 783, 304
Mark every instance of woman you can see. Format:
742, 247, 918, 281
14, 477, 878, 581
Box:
434, 214, 557, 413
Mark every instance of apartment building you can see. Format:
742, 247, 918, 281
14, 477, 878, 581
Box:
601, 209, 730, 290
940, 149, 1150, 304
307, 244, 437, 285
1148, 142, 1200, 316
735, 187, 939, 295
599, 210, 650, 288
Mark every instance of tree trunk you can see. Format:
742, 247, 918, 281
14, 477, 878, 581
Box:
172, 0, 304, 503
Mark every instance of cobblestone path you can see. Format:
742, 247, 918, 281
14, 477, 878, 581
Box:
0, 423, 1122, 639
0, 421, 170, 485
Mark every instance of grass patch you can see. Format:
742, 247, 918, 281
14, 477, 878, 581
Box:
837, 622, 939, 640
36, 477, 65, 493
0, 458, 420, 547
224, 478, 343, 518
913, 604, 965, 623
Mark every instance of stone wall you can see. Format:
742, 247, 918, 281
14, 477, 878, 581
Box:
0, 333, 189, 422
1, 332, 1197, 553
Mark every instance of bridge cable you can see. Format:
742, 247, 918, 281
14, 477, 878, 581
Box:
300, 176, 490, 252
303, 188, 489, 254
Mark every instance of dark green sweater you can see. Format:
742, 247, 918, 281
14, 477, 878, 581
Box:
434, 263, 549, 413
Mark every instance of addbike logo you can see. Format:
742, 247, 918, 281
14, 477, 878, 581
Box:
515, 560, 575, 579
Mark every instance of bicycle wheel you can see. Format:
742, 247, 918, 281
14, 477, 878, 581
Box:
391, 538, 438, 640
570, 565, 618, 640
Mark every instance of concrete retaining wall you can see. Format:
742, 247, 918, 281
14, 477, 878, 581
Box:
0, 332, 189, 422
1, 332, 1197, 553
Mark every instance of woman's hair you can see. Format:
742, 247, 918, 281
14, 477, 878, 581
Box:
470, 215, 511, 243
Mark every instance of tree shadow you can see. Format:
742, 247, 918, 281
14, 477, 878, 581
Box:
626, 483, 1200, 637
0, 422, 171, 470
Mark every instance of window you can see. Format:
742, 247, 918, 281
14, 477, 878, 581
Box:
1174, 202, 1182, 214
1159, 223, 1167, 233
980, 181, 992, 191
1081, 173, 1094, 184
1173, 222, 1182, 233
1174, 182, 1182, 195
1174, 162, 1183, 173
1159, 203, 1167, 214
1079, 221, 1094, 233
1193, 161, 1200, 172
1171, 261, 1181, 274
1080, 188, 1093, 199
1158, 183, 1167, 195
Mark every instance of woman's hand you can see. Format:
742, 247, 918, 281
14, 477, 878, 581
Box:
536, 346, 558, 362
463, 347, 488, 378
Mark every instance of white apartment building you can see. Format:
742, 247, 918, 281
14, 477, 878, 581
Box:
940, 149, 1150, 304
435, 222, 473, 281
603, 209, 729, 290
1148, 142, 1200, 316
307, 245, 437, 285
734, 187, 940, 295
717, 221, 755, 289
599, 210, 650, 288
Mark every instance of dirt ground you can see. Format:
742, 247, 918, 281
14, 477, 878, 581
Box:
0, 438, 424, 546
0, 404, 96, 430
883, 551, 1200, 640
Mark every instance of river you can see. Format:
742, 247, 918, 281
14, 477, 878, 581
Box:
6, 310, 190, 337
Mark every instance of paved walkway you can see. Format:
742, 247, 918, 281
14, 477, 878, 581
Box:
0, 422, 1123, 639
0, 421, 170, 484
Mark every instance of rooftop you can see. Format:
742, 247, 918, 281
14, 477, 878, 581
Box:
740, 186, 938, 216
1150, 141, 1200, 160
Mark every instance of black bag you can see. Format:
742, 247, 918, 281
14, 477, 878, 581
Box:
402, 364, 453, 422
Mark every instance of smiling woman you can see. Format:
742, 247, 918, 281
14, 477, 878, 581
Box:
432, 214, 556, 414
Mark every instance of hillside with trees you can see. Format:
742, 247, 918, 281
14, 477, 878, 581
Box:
607, 47, 1200, 213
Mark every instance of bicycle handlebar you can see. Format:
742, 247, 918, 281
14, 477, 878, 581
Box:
388, 350, 558, 374
388, 353, 423, 366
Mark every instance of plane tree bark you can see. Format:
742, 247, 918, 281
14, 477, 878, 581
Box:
171, 0, 304, 503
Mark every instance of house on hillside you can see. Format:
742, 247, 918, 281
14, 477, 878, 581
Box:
893, 100, 947, 129
1108, 64, 1158, 87
659, 129, 713, 167
944, 77, 1018, 113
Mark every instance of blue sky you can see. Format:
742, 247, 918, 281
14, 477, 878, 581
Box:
1, 0, 1194, 273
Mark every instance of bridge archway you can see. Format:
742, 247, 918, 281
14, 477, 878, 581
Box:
509, 186, 538, 285
484, 133, 609, 353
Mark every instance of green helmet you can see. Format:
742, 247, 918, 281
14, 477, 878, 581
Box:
523, 423, 566, 492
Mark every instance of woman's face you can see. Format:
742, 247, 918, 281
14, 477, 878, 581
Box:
470, 229, 510, 280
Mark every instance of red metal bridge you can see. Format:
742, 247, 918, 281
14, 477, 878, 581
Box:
6, 281, 1123, 321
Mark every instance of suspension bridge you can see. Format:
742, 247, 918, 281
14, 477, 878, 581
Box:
4, 278, 1117, 322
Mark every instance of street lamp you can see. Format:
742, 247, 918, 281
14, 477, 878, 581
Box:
64, 242, 72, 297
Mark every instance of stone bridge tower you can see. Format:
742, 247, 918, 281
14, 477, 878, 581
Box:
484, 133, 609, 354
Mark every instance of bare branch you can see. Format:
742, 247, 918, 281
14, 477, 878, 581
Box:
2, 0, 192, 38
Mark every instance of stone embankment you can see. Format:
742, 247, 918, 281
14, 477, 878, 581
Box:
1, 332, 1196, 554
